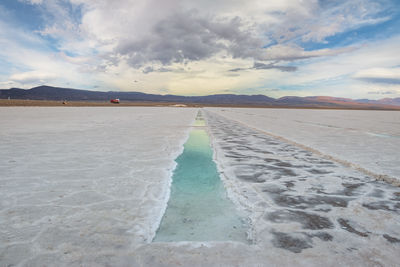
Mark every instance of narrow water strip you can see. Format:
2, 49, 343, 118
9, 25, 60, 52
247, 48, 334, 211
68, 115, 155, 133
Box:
153, 112, 248, 242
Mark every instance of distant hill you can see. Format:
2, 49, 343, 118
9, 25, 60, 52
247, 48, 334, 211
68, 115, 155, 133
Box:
355, 97, 400, 106
278, 96, 400, 108
1, 85, 399, 109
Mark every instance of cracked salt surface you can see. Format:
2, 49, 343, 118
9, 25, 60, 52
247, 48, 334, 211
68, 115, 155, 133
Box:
1, 107, 399, 266
0, 107, 197, 266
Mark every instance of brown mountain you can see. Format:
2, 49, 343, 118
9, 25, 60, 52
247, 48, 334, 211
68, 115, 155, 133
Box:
1, 85, 399, 109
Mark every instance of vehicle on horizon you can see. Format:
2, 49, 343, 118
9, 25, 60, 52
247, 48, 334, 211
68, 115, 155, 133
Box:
110, 98, 120, 104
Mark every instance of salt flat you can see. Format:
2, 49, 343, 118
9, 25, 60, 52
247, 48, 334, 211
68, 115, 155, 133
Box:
207, 108, 400, 183
0, 107, 399, 266
204, 110, 400, 265
0, 107, 197, 266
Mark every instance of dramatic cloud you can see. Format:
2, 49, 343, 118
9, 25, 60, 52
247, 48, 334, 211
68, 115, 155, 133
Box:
115, 13, 250, 67
63, 0, 386, 68
1, 0, 399, 98
94, 1, 368, 67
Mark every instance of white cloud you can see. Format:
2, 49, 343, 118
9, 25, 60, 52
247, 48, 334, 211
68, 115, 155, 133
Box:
255, 35, 400, 99
10, 71, 58, 83
260, 44, 356, 61
18, 0, 43, 4
353, 67, 400, 84
298, 1, 390, 43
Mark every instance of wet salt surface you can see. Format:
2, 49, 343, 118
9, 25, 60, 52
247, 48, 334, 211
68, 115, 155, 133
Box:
207, 107, 400, 183
205, 110, 400, 258
1, 107, 399, 266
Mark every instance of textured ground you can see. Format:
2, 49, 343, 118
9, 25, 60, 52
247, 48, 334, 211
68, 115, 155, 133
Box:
205, 110, 400, 260
207, 107, 400, 183
0, 107, 399, 266
0, 107, 197, 266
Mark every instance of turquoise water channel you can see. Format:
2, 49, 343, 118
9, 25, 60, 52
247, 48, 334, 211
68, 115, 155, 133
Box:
153, 112, 248, 242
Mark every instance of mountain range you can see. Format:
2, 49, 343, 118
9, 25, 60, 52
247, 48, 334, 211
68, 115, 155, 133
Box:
1, 85, 400, 109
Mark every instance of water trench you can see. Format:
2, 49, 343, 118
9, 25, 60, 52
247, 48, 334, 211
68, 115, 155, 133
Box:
153, 112, 249, 243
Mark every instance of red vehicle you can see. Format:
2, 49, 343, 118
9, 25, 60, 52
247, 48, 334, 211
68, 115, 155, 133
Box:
110, 98, 120, 104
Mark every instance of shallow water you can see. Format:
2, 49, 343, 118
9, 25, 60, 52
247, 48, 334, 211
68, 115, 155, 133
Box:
153, 113, 248, 242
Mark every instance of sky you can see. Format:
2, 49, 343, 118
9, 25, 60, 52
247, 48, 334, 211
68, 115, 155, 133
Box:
0, 0, 399, 99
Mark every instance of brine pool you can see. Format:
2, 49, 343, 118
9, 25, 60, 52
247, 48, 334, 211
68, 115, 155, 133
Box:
153, 112, 248, 243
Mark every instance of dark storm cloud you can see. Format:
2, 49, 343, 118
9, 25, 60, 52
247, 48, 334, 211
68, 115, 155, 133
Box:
115, 10, 261, 67
142, 66, 154, 74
